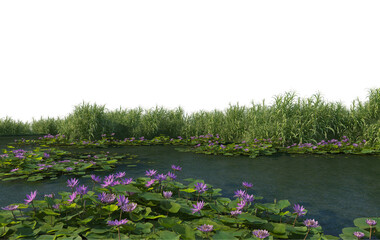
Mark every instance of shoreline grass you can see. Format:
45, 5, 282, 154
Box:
1, 88, 380, 145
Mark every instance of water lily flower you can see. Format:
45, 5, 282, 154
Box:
101, 175, 115, 188
195, 182, 208, 194
197, 224, 213, 232
43, 153, 50, 158
67, 178, 79, 188
107, 219, 128, 226
44, 193, 54, 198
230, 210, 242, 216
98, 192, 116, 204
366, 219, 377, 239
171, 165, 182, 171
110, 180, 121, 186
155, 174, 167, 182
145, 169, 157, 177
145, 179, 156, 187
293, 204, 307, 216
25, 190, 37, 205
1, 205, 19, 211
236, 200, 246, 211
116, 195, 129, 206
303, 219, 319, 228
52, 204, 60, 210
67, 192, 78, 203
121, 202, 137, 212
191, 201, 205, 214
65, 167, 73, 171
10, 168, 19, 172
252, 229, 270, 239
353, 232, 365, 239
115, 172, 126, 179
366, 219, 377, 226
242, 182, 253, 188
76, 185, 88, 195
243, 193, 255, 203
234, 189, 246, 199
90, 174, 102, 183
167, 171, 177, 180
163, 191, 172, 199
121, 178, 133, 185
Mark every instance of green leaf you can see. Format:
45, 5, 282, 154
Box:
212, 231, 238, 239
238, 213, 268, 224
27, 175, 44, 181
43, 209, 60, 216
102, 204, 118, 212
77, 216, 94, 225
172, 224, 195, 240
158, 217, 182, 228
157, 230, 180, 240
139, 192, 164, 201
160, 200, 181, 213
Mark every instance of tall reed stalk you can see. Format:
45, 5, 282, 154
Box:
1, 89, 379, 145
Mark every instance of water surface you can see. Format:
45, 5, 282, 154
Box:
1, 139, 379, 236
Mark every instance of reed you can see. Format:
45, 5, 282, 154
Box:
1, 89, 379, 145
0, 116, 31, 135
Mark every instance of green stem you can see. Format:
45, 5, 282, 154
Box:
303, 228, 310, 240
293, 215, 298, 226
118, 226, 121, 240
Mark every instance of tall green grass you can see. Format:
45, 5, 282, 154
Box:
1, 89, 379, 145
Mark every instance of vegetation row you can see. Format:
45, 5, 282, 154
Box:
1, 167, 379, 239
1, 89, 380, 145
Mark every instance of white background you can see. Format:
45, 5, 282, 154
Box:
1, 0, 379, 122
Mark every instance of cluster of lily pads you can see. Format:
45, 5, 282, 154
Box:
0, 146, 136, 181
1, 165, 379, 239
13, 133, 379, 159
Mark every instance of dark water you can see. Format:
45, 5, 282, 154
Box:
1, 137, 379, 236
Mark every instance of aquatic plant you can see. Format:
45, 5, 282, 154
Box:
0, 166, 378, 239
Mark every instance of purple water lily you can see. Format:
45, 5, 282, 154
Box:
252, 229, 270, 239
98, 192, 116, 204
67, 192, 78, 203
67, 178, 79, 189
115, 172, 126, 179
195, 182, 208, 194
25, 190, 37, 205
163, 191, 172, 199
145, 169, 157, 177
76, 185, 88, 195
197, 224, 213, 232
167, 171, 177, 180
293, 204, 307, 216
107, 219, 128, 226
366, 219, 377, 226
121, 178, 133, 185
90, 174, 102, 183
236, 200, 246, 211
116, 195, 129, 206
155, 174, 167, 182
234, 189, 246, 199
171, 165, 182, 171
145, 179, 156, 187
121, 202, 137, 212
242, 181, 253, 188
353, 232, 365, 239
304, 219, 319, 228
230, 210, 242, 216
243, 193, 255, 203
1, 205, 19, 211
191, 201, 205, 214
